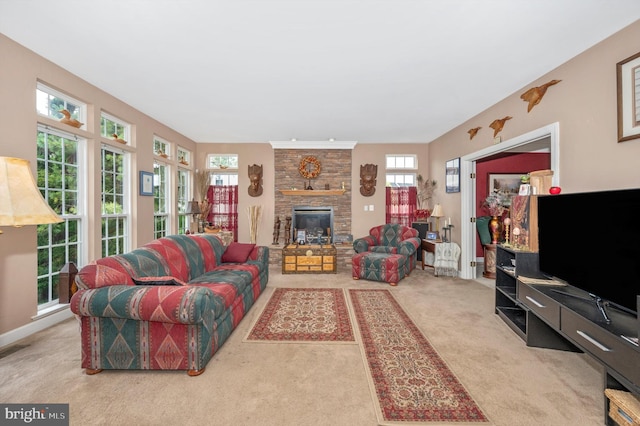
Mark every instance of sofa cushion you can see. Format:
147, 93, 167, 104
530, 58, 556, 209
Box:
132, 276, 187, 286
370, 246, 398, 254
222, 242, 256, 263
76, 263, 134, 289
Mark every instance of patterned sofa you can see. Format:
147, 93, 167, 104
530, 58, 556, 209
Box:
352, 224, 421, 286
70, 234, 269, 376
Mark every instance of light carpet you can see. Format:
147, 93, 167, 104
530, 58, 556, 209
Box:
244, 287, 356, 343
349, 289, 489, 425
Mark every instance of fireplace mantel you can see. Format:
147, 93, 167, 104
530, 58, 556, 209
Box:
279, 189, 346, 196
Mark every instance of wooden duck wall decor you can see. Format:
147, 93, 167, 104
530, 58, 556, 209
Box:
520, 79, 561, 112
112, 134, 127, 144
489, 116, 512, 137
467, 127, 481, 140
59, 109, 84, 128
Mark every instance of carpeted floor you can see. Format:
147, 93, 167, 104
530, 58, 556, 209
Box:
0, 266, 605, 425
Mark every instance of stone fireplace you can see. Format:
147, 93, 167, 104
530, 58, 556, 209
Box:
271, 147, 354, 267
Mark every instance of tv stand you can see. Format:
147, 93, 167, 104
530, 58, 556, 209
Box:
550, 289, 612, 324
494, 245, 640, 425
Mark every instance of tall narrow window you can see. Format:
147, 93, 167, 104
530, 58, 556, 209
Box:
36, 126, 83, 307
101, 145, 129, 256
154, 161, 169, 238
177, 168, 189, 234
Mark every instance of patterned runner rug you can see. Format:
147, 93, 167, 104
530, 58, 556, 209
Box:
244, 288, 356, 343
349, 289, 489, 425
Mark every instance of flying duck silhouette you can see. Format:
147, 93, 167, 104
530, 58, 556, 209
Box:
489, 116, 512, 137
112, 134, 127, 144
467, 127, 481, 140
520, 79, 561, 112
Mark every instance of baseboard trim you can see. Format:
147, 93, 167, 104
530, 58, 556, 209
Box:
0, 307, 73, 349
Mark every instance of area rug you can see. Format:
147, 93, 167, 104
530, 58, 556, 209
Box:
348, 289, 489, 425
244, 288, 356, 343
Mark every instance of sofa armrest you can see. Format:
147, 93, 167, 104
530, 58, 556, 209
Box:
353, 236, 376, 253
397, 237, 421, 256
70, 285, 214, 325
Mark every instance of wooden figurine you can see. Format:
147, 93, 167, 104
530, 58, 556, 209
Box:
360, 164, 377, 197
112, 134, 127, 144
59, 109, 83, 128
520, 79, 561, 112
284, 216, 292, 245
489, 116, 512, 138
272, 216, 281, 245
248, 164, 263, 197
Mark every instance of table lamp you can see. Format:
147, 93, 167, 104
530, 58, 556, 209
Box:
431, 204, 444, 232
185, 199, 201, 233
0, 157, 63, 234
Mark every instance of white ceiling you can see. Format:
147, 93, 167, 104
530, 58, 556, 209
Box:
1, 1, 639, 144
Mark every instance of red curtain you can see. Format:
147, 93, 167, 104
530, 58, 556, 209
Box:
385, 186, 417, 226
207, 185, 239, 241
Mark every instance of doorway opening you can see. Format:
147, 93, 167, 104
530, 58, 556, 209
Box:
459, 122, 560, 280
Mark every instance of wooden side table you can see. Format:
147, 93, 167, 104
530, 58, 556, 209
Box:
421, 239, 437, 273
483, 243, 497, 279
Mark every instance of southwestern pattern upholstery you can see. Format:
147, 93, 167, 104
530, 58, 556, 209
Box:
70, 234, 269, 376
352, 224, 421, 286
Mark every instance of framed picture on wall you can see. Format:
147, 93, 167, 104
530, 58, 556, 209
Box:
445, 158, 460, 193
489, 173, 522, 196
617, 51, 640, 142
139, 171, 154, 196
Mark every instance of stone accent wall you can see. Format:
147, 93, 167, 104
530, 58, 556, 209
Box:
273, 149, 352, 242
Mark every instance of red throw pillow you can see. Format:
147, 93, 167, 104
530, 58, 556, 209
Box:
222, 242, 256, 263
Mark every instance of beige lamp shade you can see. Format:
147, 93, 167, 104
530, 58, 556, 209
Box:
0, 157, 63, 232
430, 203, 444, 218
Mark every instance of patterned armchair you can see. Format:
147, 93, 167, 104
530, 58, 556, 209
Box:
353, 224, 421, 272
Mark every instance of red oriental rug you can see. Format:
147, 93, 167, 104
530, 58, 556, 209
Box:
349, 289, 489, 425
244, 288, 355, 343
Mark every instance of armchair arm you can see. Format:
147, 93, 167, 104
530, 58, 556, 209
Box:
353, 236, 377, 253
397, 237, 421, 256
70, 285, 214, 325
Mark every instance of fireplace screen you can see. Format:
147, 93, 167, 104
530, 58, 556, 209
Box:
291, 206, 334, 244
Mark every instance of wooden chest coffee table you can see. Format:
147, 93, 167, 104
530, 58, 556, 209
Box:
282, 244, 337, 274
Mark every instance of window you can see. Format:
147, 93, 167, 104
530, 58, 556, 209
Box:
154, 161, 169, 238
386, 155, 416, 169
176, 168, 189, 234
36, 83, 86, 129
385, 154, 417, 187
177, 147, 191, 166
207, 154, 238, 170
36, 126, 83, 308
154, 137, 169, 158
101, 145, 129, 256
101, 112, 130, 143
206, 154, 239, 185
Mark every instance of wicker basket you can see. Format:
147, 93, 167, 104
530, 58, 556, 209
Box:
605, 389, 640, 426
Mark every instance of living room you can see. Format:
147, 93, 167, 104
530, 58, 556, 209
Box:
1, 5, 640, 425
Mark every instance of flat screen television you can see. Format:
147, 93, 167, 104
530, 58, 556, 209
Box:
537, 188, 640, 316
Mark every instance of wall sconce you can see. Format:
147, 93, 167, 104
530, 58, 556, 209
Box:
0, 157, 63, 234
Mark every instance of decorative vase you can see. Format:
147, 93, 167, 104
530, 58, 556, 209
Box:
489, 216, 501, 244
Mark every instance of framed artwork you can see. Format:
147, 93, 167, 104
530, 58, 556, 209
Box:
445, 158, 460, 193
139, 171, 154, 196
489, 173, 522, 196
617, 51, 640, 142
296, 229, 306, 245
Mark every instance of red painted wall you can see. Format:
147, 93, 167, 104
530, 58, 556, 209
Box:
475, 152, 550, 256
